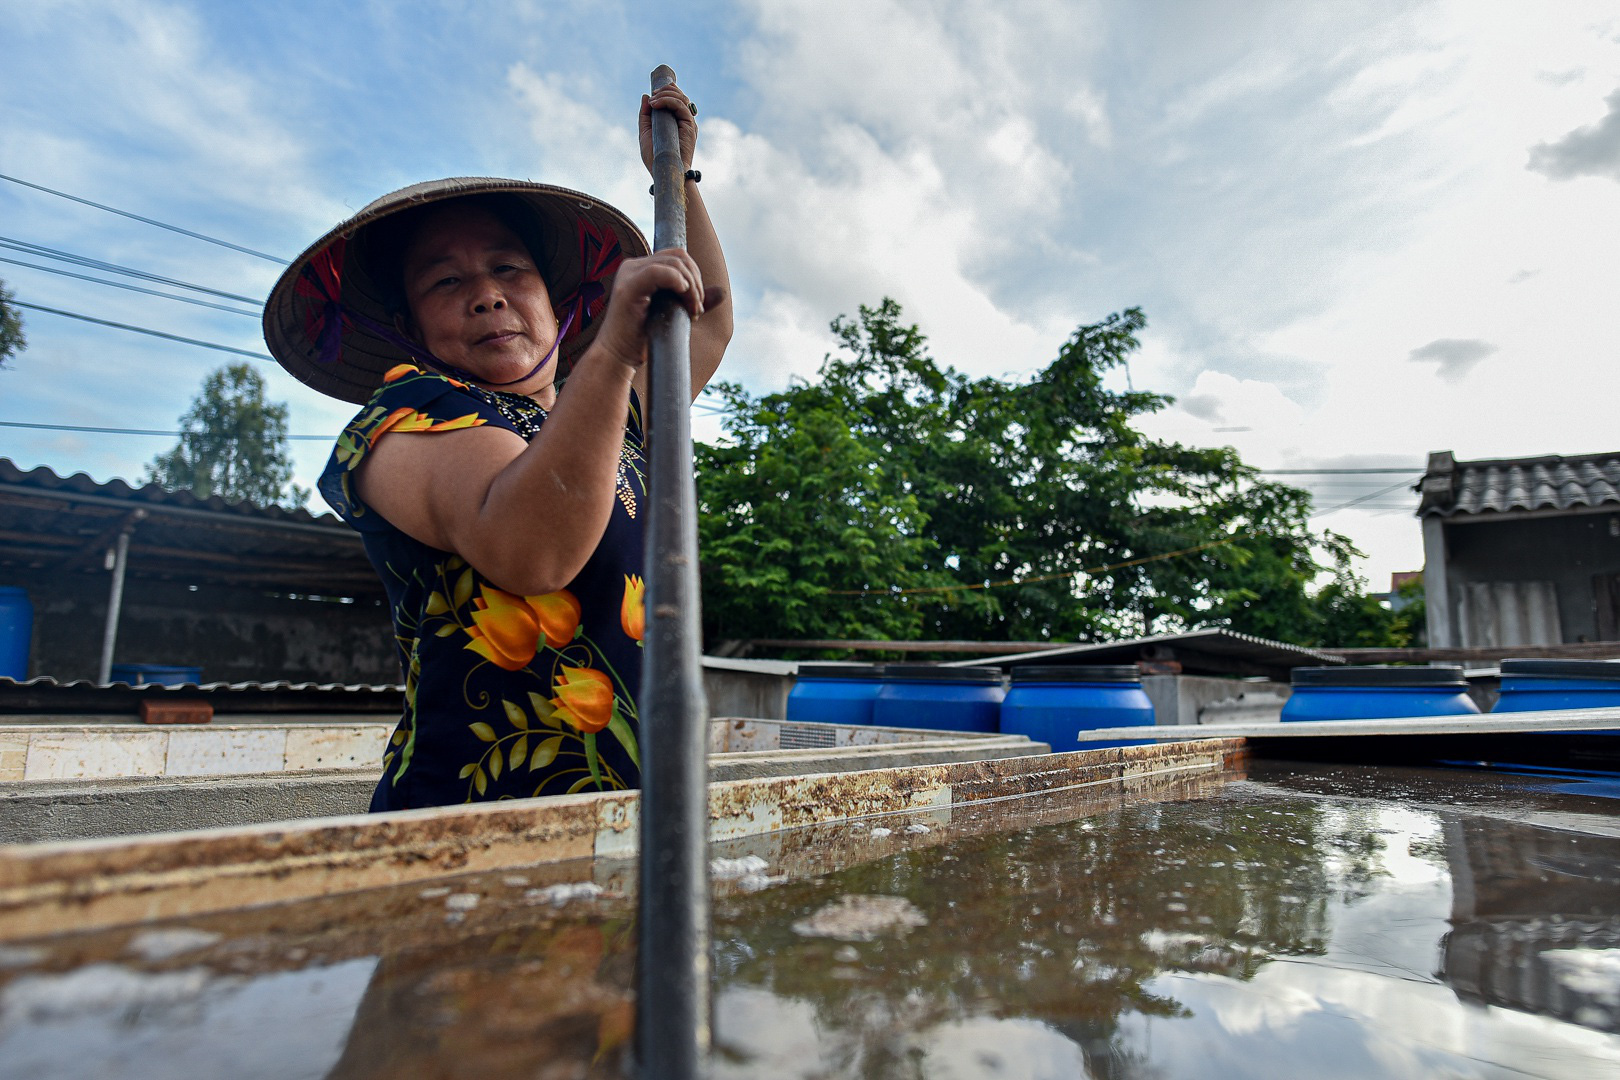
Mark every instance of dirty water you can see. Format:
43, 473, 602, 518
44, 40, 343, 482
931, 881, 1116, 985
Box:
1, 763, 1619, 1078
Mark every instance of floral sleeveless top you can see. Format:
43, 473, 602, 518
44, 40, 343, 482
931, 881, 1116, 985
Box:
319, 364, 645, 810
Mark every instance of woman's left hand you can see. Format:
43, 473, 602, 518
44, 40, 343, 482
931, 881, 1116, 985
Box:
639, 81, 698, 173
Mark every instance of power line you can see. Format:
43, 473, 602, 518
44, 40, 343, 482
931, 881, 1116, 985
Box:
11, 301, 273, 360
0, 236, 262, 305
0, 419, 330, 441
0, 255, 261, 317
0, 173, 288, 264
1259, 467, 1423, 475
1310, 478, 1416, 517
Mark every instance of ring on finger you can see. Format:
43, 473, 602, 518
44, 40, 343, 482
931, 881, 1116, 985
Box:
687, 101, 698, 116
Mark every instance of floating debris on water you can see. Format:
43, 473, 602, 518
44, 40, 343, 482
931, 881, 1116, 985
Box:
523, 881, 604, 906
419, 887, 451, 899
791, 895, 928, 941
711, 855, 770, 879
737, 872, 787, 893
444, 893, 480, 912
124, 929, 222, 963
869, 827, 893, 838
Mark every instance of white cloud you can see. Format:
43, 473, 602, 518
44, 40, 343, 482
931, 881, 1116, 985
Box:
1528, 87, 1620, 182
1407, 338, 1497, 383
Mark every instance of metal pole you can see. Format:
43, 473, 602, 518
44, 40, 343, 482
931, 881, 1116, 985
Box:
636, 64, 711, 1080
96, 515, 141, 684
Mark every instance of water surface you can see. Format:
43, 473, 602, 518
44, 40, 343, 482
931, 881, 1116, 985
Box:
2, 763, 1618, 1078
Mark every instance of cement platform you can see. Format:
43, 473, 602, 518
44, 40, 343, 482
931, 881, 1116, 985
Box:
1081, 707, 1620, 773
1080, 706, 1620, 742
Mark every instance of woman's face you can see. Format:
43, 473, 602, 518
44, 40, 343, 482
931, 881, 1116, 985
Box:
400, 204, 559, 395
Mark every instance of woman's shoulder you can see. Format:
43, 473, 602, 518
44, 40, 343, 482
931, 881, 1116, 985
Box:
319, 365, 503, 526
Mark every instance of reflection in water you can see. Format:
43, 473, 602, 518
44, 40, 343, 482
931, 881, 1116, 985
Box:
0, 957, 378, 1080
710, 768, 1620, 1078
1441, 815, 1620, 1032
1, 765, 1619, 1078
323, 918, 637, 1080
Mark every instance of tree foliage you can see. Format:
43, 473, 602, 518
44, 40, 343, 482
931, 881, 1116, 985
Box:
0, 279, 25, 369
697, 299, 1396, 650
146, 363, 309, 507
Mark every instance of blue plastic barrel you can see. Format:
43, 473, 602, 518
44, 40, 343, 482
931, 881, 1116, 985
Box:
873, 665, 1005, 733
999, 665, 1155, 751
109, 663, 203, 687
786, 663, 887, 726
1282, 665, 1478, 721
0, 587, 33, 680
1494, 659, 1620, 727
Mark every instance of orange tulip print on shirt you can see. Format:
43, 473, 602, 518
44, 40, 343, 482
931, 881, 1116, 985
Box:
465, 586, 582, 671
550, 666, 615, 733
621, 574, 645, 642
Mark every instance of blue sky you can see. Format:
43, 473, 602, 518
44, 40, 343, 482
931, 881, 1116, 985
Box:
2, 0, 1618, 588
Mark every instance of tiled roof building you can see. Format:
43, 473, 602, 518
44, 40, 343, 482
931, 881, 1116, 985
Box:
1417, 451, 1620, 648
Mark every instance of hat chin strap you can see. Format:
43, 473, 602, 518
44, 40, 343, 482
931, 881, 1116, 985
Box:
421, 306, 576, 388
343, 305, 576, 391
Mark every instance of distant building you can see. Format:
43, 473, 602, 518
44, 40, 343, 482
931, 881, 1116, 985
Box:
1417, 450, 1620, 647
0, 459, 396, 684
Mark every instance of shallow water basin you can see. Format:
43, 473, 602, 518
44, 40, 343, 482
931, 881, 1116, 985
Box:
2, 761, 1619, 1078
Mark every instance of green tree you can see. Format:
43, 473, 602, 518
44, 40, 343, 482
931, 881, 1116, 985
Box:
697, 300, 1382, 649
146, 363, 309, 507
1310, 564, 1418, 648
0, 279, 25, 368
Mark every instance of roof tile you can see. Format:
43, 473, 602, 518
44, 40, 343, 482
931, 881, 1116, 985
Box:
1418, 451, 1620, 517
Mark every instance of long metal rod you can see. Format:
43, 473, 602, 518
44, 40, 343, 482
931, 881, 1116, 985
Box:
96, 522, 134, 684
636, 63, 711, 1080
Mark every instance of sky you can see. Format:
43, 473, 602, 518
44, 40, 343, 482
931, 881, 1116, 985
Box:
1, 0, 1618, 593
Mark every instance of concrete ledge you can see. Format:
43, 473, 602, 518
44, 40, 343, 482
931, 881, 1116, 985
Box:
0, 769, 377, 844
0, 717, 1010, 783
1080, 707, 1620, 741
0, 738, 1242, 940
0, 735, 1049, 845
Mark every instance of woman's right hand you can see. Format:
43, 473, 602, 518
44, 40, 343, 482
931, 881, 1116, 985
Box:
588, 249, 723, 371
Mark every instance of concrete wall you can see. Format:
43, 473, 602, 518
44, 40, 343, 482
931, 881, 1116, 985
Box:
1441, 512, 1620, 645
703, 658, 796, 720
1142, 675, 1290, 726
1, 568, 398, 684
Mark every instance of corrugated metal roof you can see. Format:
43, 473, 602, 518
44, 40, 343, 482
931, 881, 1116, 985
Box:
940, 628, 1343, 676
0, 675, 403, 714
1418, 450, 1620, 518
0, 458, 379, 594
0, 459, 341, 526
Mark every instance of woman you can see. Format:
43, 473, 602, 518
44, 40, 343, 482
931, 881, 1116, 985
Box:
264, 82, 730, 809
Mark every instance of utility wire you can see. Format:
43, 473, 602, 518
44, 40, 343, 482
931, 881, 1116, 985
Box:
829, 477, 1418, 599
12, 302, 273, 361
1310, 478, 1416, 517
0, 419, 330, 441
1260, 467, 1423, 475
0, 172, 288, 264
0, 237, 262, 305
0, 255, 261, 317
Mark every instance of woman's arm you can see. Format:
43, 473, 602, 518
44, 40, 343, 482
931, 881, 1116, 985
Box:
355, 252, 709, 596
638, 81, 733, 405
